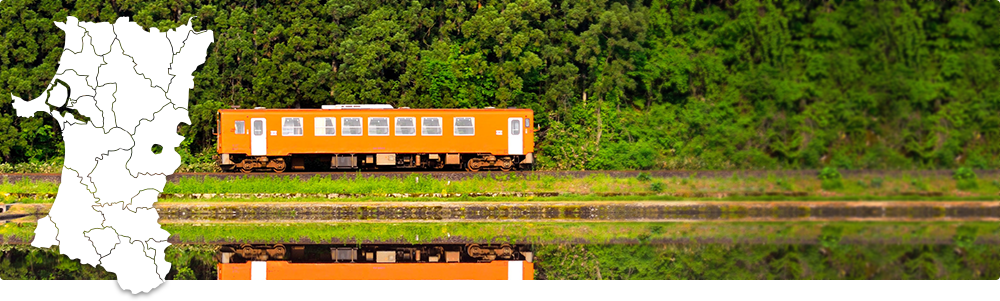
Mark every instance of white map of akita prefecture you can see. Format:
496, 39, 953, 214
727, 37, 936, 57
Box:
10, 16, 213, 293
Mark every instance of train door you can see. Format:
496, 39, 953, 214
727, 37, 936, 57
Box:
508, 117, 523, 155
251, 118, 266, 156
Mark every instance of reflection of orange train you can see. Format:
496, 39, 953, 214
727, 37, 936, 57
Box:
215, 105, 535, 172
218, 260, 534, 280
217, 244, 535, 280
218, 260, 535, 281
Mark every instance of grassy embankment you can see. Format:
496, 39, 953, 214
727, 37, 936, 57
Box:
3, 171, 1000, 203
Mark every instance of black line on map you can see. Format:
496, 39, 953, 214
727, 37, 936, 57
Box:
143, 238, 170, 281
34, 17, 194, 286
110, 22, 173, 95
93, 82, 119, 134
164, 17, 206, 97
84, 226, 122, 261
57, 38, 108, 92
81, 21, 118, 57
126, 188, 163, 213
61, 18, 88, 54
102, 37, 177, 135
84, 147, 133, 197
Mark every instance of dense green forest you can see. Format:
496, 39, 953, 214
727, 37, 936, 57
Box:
1, 0, 998, 170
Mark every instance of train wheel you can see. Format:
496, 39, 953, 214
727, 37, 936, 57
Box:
500, 244, 514, 258
467, 244, 482, 256
271, 244, 286, 260
272, 158, 287, 173
239, 244, 254, 259
465, 159, 482, 172
500, 158, 513, 172
239, 162, 254, 173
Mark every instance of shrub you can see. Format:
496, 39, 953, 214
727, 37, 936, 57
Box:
953, 167, 977, 180
869, 177, 884, 189
650, 182, 666, 193
819, 225, 843, 249
819, 167, 841, 180
818, 167, 843, 190
953, 225, 979, 250
954, 167, 978, 190
636, 172, 652, 182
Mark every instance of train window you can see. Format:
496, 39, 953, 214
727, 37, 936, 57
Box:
454, 117, 475, 136
421, 117, 442, 136
234, 120, 245, 134
253, 120, 263, 136
511, 119, 521, 135
281, 117, 303, 136
525, 118, 531, 129
314, 117, 336, 136
342, 117, 362, 136
368, 117, 390, 136
395, 117, 416, 136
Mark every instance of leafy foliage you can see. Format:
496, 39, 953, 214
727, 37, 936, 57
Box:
954, 167, 978, 190
650, 181, 665, 192
1, 1, 999, 170
818, 167, 843, 190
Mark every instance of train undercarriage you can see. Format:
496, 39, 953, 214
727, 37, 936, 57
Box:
218, 153, 534, 173
219, 243, 533, 264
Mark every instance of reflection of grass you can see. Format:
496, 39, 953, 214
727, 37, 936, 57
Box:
534, 243, 1000, 279
147, 221, 1000, 245
0, 222, 36, 242
0, 244, 218, 280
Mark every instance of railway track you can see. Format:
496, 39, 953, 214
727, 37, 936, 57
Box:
3, 169, 998, 183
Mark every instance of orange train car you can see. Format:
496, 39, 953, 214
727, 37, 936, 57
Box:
215, 104, 535, 172
217, 260, 534, 280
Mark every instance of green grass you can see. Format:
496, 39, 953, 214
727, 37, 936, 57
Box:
162, 173, 544, 194
0, 178, 60, 194
4, 172, 1000, 202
